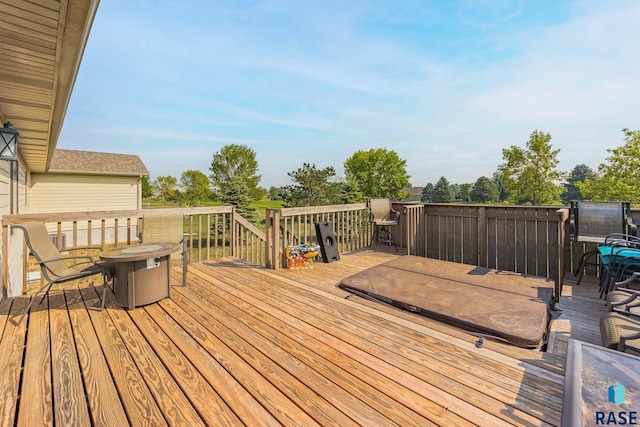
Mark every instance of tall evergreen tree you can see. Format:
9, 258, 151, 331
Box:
339, 175, 365, 204
470, 176, 499, 203
562, 164, 596, 204
432, 176, 454, 203
282, 163, 342, 207
420, 183, 435, 202
218, 175, 258, 223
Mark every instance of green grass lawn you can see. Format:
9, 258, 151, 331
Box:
142, 198, 283, 214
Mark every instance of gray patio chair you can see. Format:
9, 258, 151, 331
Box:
367, 198, 399, 252
14, 222, 115, 322
141, 214, 188, 286
569, 201, 637, 286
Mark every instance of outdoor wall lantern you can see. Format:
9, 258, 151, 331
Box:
0, 121, 19, 161
1, 121, 19, 214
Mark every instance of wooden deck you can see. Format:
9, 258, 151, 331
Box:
0, 250, 608, 426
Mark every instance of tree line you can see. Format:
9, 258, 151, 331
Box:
422, 128, 640, 205
144, 128, 640, 222
144, 145, 413, 222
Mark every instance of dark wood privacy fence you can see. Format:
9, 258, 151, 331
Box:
409, 205, 568, 298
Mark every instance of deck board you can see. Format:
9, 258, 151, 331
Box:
17, 299, 52, 426
77, 285, 168, 427
233, 266, 564, 406
49, 291, 91, 426
66, 289, 129, 426
0, 250, 613, 426
0, 298, 28, 427
206, 262, 556, 425
182, 268, 448, 426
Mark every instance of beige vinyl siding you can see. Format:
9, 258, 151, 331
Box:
0, 158, 27, 214
30, 173, 140, 213
0, 160, 8, 212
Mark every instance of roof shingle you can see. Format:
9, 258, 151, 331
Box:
49, 149, 149, 176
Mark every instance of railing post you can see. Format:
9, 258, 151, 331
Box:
2, 223, 8, 298
265, 208, 272, 268
230, 207, 237, 257
404, 206, 410, 255
477, 206, 487, 267
265, 208, 281, 269
555, 208, 569, 301
272, 209, 281, 269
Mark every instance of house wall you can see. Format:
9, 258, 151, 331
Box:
29, 173, 141, 212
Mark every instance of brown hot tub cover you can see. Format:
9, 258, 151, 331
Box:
339, 256, 554, 348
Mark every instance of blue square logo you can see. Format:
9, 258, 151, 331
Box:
608, 382, 625, 407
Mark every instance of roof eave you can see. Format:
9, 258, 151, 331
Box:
43, 0, 101, 173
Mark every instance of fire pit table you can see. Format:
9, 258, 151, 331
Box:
100, 242, 181, 309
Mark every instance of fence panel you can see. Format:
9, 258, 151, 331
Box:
422, 204, 565, 298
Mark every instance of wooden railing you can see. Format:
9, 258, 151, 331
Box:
2, 207, 266, 296
5, 201, 622, 300
265, 203, 374, 269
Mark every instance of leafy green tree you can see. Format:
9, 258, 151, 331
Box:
454, 183, 473, 203
257, 187, 267, 199
218, 175, 258, 223
561, 164, 597, 204
210, 144, 262, 201
180, 170, 211, 206
500, 130, 565, 205
152, 175, 177, 205
282, 163, 342, 207
344, 148, 411, 199
432, 176, 454, 203
577, 129, 640, 203
492, 169, 511, 202
470, 176, 499, 203
141, 175, 153, 198
420, 183, 435, 202
268, 186, 279, 200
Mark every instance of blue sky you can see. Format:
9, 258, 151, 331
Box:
59, 0, 640, 188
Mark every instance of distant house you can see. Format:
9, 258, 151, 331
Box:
403, 187, 424, 201
29, 149, 149, 213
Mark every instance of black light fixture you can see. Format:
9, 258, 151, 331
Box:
0, 121, 19, 161
1, 121, 20, 214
